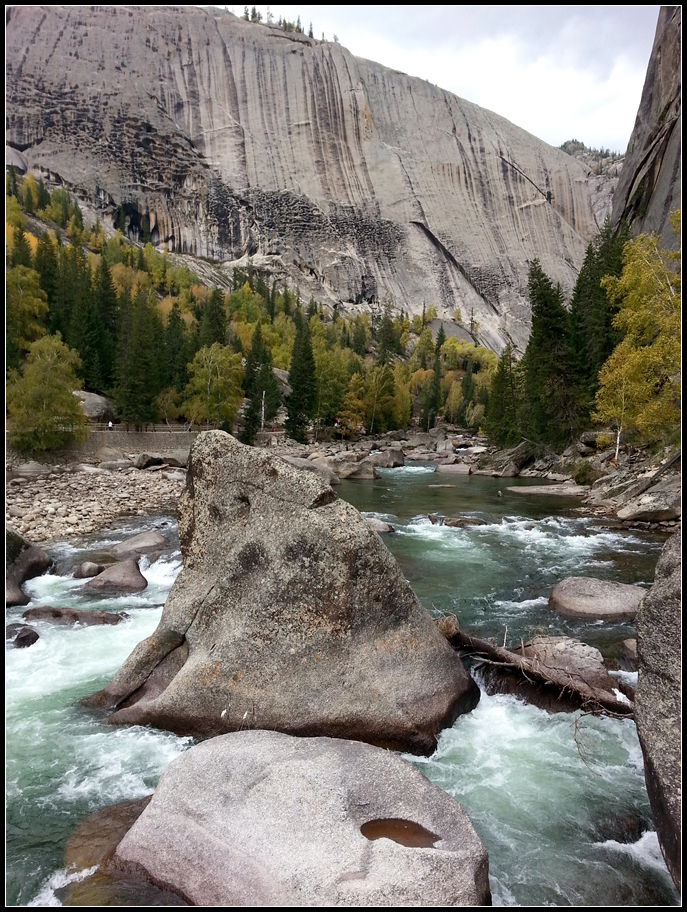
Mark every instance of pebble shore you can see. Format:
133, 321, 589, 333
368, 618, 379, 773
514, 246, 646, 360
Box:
5, 466, 186, 544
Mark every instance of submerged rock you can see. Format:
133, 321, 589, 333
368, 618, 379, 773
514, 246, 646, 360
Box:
635, 530, 681, 892
114, 731, 491, 905
22, 606, 129, 627
548, 576, 645, 620
88, 431, 478, 754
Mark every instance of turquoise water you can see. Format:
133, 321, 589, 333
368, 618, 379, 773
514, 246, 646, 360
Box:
5, 475, 679, 906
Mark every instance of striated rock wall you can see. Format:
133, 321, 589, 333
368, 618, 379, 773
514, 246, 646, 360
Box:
612, 6, 681, 247
6, 6, 601, 352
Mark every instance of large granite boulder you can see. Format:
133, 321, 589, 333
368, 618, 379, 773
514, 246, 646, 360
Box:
88, 431, 478, 753
114, 731, 491, 905
616, 474, 681, 522
635, 530, 681, 891
548, 577, 645, 620
73, 390, 116, 422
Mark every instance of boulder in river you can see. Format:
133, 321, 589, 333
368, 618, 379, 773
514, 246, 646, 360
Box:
6, 623, 40, 648
635, 529, 681, 892
548, 577, 645, 620
73, 561, 105, 580
88, 430, 478, 754
114, 731, 491, 905
109, 531, 170, 560
82, 559, 148, 595
6, 527, 51, 607
22, 606, 129, 626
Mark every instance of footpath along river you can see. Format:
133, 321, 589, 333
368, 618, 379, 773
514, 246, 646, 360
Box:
5, 465, 679, 905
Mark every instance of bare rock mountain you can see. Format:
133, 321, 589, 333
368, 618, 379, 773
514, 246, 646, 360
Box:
6, 6, 601, 352
612, 6, 681, 247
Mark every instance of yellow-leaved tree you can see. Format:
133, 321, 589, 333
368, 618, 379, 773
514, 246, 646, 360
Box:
182, 344, 244, 430
593, 211, 681, 459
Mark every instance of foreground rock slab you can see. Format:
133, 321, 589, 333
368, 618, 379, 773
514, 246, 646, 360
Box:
115, 731, 491, 906
549, 576, 645, 620
88, 431, 478, 754
635, 530, 681, 892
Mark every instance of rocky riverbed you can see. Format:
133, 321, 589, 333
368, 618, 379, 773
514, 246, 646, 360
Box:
5, 465, 186, 544
5, 429, 680, 545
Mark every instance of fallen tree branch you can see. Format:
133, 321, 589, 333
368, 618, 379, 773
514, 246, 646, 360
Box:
451, 630, 633, 718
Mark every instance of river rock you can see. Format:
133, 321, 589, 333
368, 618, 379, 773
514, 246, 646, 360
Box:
517, 636, 616, 693
73, 561, 106, 580
133, 453, 164, 470
634, 530, 681, 891
22, 606, 129, 626
436, 463, 471, 475
114, 731, 491, 906
280, 455, 341, 485
88, 430, 478, 754
619, 638, 638, 672
110, 531, 170, 560
616, 475, 681, 522
6, 527, 51, 607
443, 517, 487, 528
506, 483, 589, 496
82, 559, 148, 595
364, 517, 394, 534
74, 390, 116, 422
6, 623, 40, 648
548, 577, 645, 620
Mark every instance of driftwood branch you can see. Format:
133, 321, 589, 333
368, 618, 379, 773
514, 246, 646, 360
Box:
452, 630, 633, 718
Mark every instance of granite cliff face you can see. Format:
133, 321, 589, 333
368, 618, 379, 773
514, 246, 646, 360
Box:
612, 6, 681, 247
6, 6, 601, 351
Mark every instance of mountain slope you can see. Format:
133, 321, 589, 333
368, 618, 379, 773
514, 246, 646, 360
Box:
6, 6, 599, 352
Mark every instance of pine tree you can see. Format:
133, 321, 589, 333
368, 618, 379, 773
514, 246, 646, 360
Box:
569, 218, 629, 420
93, 255, 118, 389
199, 287, 227, 348
285, 314, 316, 442
10, 226, 33, 269
34, 232, 58, 316
165, 301, 188, 392
435, 322, 446, 356
376, 302, 395, 365
521, 260, 579, 447
352, 317, 367, 356
484, 343, 521, 445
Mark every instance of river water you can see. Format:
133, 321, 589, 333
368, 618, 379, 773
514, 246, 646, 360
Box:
5, 468, 679, 906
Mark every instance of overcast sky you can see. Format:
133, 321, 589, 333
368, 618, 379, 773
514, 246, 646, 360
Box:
229, 5, 660, 153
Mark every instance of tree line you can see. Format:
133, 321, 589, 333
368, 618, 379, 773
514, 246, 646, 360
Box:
483, 213, 681, 456
6, 168, 681, 457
